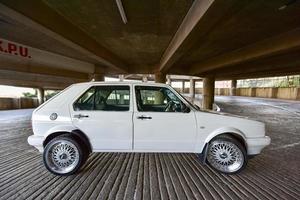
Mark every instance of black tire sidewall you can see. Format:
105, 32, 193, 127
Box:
43, 135, 84, 176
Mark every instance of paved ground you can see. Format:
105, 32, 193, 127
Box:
0, 97, 299, 200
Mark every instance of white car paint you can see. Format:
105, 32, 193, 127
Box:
28, 82, 270, 156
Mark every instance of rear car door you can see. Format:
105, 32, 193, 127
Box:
70, 85, 133, 150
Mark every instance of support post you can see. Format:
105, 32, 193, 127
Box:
155, 72, 166, 83
271, 87, 278, 98
230, 79, 237, 96
142, 75, 148, 83
250, 88, 256, 97
202, 76, 215, 110
166, 75, 171, 85
181, 81, 185, 93
89, 73, 104, 81
189, 78, 196, 98
37, 88, 44, 105
119, 74, 124, 82
296, 87, 300, 100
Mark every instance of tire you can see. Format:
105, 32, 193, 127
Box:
43, 135, 85, 176
206, 135, 247, 174
71, 135, 90, 168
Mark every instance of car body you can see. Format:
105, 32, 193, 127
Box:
28, 82, 270, 175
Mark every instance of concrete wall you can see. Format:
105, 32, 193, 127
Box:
174, 87, 300, 101
235, 87, 300, 100
0, 97, 39, 110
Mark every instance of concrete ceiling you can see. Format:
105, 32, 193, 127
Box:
0, 0, 299, 89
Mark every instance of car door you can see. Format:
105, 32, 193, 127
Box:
133, 85, 197, 152
70, 85, 133, 150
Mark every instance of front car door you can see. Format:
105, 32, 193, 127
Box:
133, 85, 197, 152
70, 84, 133, 151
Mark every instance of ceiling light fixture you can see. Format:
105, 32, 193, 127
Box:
115, 0, 128, 24
278, 0, 298, 10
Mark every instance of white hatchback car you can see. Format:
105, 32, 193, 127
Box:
28, 82, 270, 175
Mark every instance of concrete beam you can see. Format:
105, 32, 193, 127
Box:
202, 76, 215, 110
0, 70, 82, 89
0, 60, 89, 80
158, 0, 214, 72
211, 50, 300, 79
0, 2, 128, 73
189, 29, 300, 75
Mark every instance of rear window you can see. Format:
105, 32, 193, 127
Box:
73, 86, 130, 111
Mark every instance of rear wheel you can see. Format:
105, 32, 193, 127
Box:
43, 135, 85, 176
206, 135, 247, 174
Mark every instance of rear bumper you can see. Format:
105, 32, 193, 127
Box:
246, 136, 271, 155
27, 135, 44, 152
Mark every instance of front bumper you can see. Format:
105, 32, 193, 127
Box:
27, 135, 44, 152
246, 136, 271, 155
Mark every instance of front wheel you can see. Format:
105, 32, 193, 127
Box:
43, 135, 84, 176
206, 135, 247, 174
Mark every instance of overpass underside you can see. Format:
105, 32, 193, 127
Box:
0, 0, 299, 109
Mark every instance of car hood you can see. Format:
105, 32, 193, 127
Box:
195, 110, 266, 138
200, 109, 250, 119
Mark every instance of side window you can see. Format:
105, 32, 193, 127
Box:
74, 86, 130, 111
135, 86, 186, 112
74, 87, 95, 110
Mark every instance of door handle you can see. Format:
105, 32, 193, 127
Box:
137, 115, 152, 120
73, 114, 89, 119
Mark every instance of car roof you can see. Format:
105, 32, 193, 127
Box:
72, 81, 169, 87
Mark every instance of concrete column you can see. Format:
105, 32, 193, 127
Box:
119, 74, 124, 82
89, 73, 104, 81
181, 81, 185, 93
271, 87, 278, 98
296, 87, 300, 100
155, 72, 166, 83
142, 75, 148, 82
230, 79, 237, 96
189, 79, 196, 98
166, 75, 171, 85
202, 76, 215, 110
250, 87, 256, 97
37, 88, 44, 105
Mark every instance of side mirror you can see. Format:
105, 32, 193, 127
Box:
181, 103, 190, 113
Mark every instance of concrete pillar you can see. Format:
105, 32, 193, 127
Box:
155, 72, 166, 83
271, 87, 278, 98
89, 73, 104, 81
142, 75, 148, 82
189, 79, 196, 98
230, 79, 237, 96
181, 81, 185, 93
250, 88, 256, 97
37, 88, 44, 105
296, 87, 300, 100
202, 76, 215, 110
166, 75, 171, 85
119, 74, 124, 82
